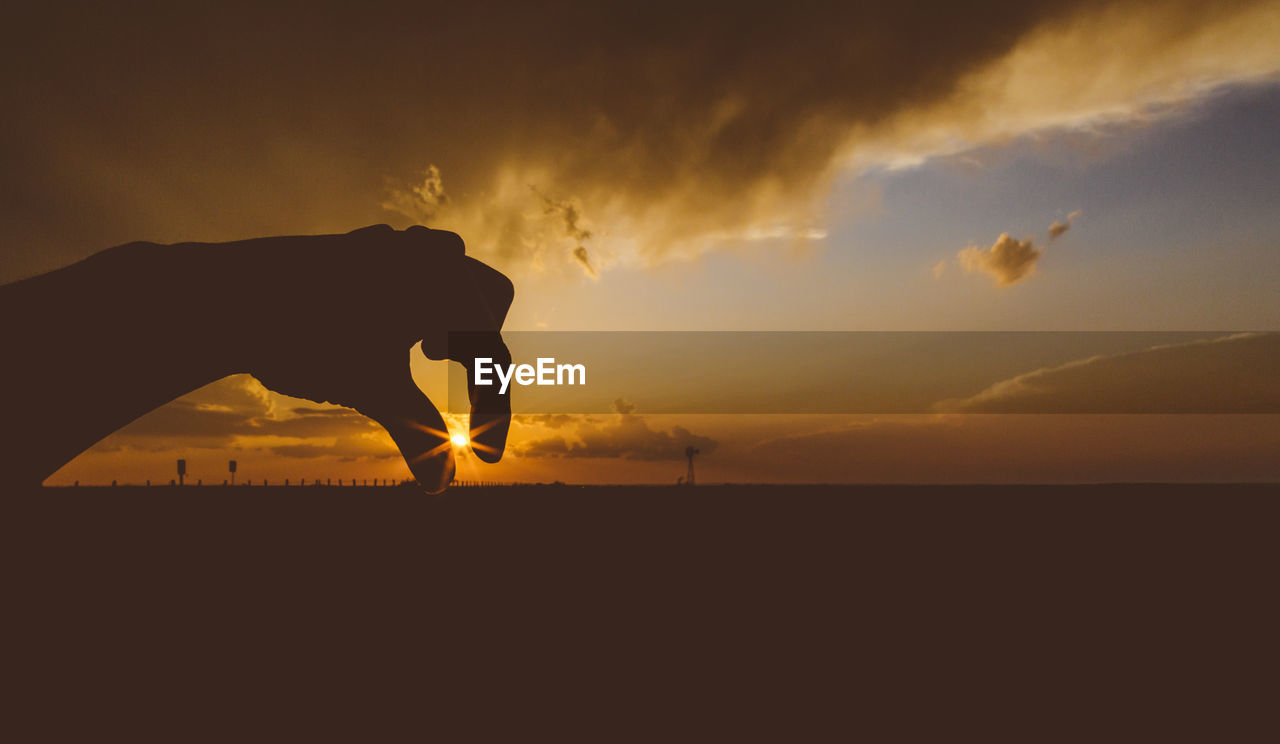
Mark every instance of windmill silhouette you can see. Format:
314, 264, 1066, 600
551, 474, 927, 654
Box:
683, 445, 700, 486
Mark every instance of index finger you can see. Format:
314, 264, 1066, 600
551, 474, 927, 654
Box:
453, 257, 513, 463
400, 227, 513, 463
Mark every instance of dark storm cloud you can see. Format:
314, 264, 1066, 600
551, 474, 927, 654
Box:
0, 0, 1125, 278
4, 1, 1274, 281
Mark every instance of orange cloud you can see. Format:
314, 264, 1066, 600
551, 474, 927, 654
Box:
514, 406, 716, 461
15, 2, 1273, 280
959, 233, 1041, 286
1049, 210, 1080, 240
82, 375, 399, 459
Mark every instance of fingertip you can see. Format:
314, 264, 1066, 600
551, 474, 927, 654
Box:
364, 381, 458, 495
414, 449, 456, 494
382, 416, 456, 494
469, 411, 510, 464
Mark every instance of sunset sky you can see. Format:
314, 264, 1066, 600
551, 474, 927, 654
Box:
4, 1, 1278, 485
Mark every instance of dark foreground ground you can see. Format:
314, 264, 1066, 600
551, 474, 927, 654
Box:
4, 483, 1279, 738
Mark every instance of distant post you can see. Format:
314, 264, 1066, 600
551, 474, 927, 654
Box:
177, 459, 186, 487
229, 459, 237, 486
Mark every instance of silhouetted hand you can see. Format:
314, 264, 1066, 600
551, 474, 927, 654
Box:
243, 225, 513, 492
0, 224, 513, 493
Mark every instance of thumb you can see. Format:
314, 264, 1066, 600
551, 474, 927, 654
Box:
361, 375, 456, 495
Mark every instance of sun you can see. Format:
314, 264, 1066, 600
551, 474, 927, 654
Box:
450, 433, 468, 447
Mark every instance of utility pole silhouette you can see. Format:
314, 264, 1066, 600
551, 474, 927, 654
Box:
685, 446, 700, 486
